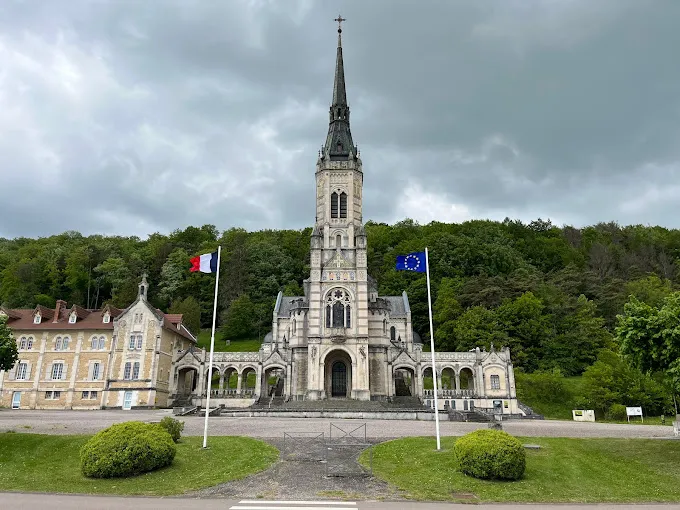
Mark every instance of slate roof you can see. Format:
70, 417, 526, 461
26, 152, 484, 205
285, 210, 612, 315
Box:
277, 296, 306, 317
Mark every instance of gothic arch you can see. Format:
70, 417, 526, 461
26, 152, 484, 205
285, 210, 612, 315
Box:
320, 345, 357, 366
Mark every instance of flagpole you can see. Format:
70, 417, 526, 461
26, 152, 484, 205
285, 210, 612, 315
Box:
203, 245, 221, 449
425, 247, 441, 450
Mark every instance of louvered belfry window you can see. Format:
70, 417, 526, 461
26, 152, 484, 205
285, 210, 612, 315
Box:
331, 192, 339, 218
339, 192, 347, 218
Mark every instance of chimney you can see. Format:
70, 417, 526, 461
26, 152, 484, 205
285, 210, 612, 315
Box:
54, 300, 67, 323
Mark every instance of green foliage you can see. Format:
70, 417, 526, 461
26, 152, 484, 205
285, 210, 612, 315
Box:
169, 296, 201, 335
454, 429, 526, 481
617, 292, 680, 400
515, 369, 576, 418
3, 219, 680, 378
80, 421, 176, 478
0, 433, 279, 496
0, 316, 18, 372
581, 349, 672, 416
158, 417, 184, 443
220, 294, 256, 339
362, 436, 680, 502
608, 403, 627, 421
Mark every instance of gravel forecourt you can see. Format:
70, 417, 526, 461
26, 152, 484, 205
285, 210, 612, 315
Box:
0, 409, 675, 438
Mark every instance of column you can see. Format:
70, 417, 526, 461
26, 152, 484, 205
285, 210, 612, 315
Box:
236, 372, 242, 395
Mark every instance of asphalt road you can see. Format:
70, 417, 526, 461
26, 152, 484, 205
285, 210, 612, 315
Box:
4, 493, 680, 510
0, 409, 675, 438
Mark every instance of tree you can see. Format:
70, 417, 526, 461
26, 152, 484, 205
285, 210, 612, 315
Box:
0, 315, 18, 372
169, 296, 201, 336
617, 292, 680, 407
581, 349, 671, 416
220, 294, 256, 340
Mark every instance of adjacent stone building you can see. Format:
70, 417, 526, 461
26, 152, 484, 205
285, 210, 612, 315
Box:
0, 275, 196, 410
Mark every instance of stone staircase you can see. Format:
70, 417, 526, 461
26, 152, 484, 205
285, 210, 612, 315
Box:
518, 401, 544, 419
247, 397, 427, 412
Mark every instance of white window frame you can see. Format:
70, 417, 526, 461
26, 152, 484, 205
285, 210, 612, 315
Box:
128, 336, 136, 350
91, 362, 101, 381
62, 337, 70, 350
136, 335, 143, 350
132, 362, 140, 380
33, 314, 41, 324
16, 362, 28, 380
45, 390, 61, 400
98, 336, 105, 349
19, 337, 26, 350
82, 390, 89, 399
123, 362, 132, 380
51, 363, 64, 380
490, 374, 501, 390
69, 313, 77, 324
26, 337, 33, 350
55, 337, 62, 351
102, 313, 110, 324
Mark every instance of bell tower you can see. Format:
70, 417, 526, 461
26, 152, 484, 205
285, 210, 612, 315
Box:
306, 17, 370, 400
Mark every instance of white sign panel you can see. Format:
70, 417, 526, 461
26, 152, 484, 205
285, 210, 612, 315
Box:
626, 407, 643, 416
572, 410, 595, 422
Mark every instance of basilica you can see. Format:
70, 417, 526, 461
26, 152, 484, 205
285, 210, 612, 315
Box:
170, 22, 521, 416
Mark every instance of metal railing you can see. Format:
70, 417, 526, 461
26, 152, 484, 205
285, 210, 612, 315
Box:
423, 389, 475, 398
208, 389, 256, 398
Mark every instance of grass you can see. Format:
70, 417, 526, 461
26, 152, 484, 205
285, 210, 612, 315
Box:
360, 436, 680, 503
196, 329, 262, 352
0, 433, 278, 496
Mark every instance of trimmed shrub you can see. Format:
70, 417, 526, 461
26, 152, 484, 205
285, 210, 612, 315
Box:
159, 416, 185, 443
80, 421, 176, 478
454, 429, 526, 481
608, 403, 627, 421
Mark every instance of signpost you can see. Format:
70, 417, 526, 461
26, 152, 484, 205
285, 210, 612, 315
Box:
626, 406, 643, 423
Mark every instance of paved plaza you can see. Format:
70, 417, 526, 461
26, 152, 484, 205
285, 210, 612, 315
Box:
0, 409, 675, 439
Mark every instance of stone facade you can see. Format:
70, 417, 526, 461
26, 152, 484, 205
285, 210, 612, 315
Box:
0, 275, 196, 410
165, 25, 521, 417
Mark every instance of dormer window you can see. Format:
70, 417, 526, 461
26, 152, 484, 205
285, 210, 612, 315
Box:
33, 313, 41, 324
102, 313, 110, 324
69, 313, 77, 324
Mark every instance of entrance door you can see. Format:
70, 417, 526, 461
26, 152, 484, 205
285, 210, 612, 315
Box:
11, 392, 21, 409
123, 391, 133, 410
331, 361, 347, 397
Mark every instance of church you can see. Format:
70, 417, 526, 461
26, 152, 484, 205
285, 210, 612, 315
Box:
171, 21, 521, 416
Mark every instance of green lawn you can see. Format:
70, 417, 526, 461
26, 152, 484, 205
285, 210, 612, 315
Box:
196, 330, 262, 352
0, 433, 278, 496
360, 436, 680, 503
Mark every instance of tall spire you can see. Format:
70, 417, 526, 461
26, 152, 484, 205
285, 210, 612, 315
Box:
332, 15, 347, 107
323, 15, 357, 161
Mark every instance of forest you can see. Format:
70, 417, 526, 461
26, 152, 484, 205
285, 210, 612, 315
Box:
1, 218, 679, 416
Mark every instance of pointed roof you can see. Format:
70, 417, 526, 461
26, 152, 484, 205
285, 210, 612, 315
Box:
323, 17, 357, 161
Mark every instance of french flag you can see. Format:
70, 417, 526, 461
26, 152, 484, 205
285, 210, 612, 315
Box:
190, 251, 218, 273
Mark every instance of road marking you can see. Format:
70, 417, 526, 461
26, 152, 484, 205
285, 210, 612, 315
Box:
231, 501, 357, 510
237, 502, 356, 506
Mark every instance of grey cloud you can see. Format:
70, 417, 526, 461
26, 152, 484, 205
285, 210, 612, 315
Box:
1, 0, 680, 239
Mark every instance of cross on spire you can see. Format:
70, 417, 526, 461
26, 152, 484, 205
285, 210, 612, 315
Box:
334, 15, 346, 33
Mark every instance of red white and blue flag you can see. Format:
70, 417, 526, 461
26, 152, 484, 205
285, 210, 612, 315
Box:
190, 251, 218, 273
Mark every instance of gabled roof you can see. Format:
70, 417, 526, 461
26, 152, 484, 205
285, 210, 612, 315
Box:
0, 307, 22, 320
34, 304, 54, 320
69, 305, 91, 320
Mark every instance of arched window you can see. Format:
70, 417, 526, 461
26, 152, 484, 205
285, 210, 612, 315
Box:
390, 326, 396, 342
336, 234, 342, 248
331, 192, 339, 218
339, 192, 347, 218
98, 336, 105, 349
91, 337, 98, 350
325, 288, 351, 329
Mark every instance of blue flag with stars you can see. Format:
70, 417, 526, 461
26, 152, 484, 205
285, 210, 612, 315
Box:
396, 251, 426, 272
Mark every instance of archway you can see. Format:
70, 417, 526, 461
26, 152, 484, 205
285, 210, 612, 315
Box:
325, 350, 352, 398
394, 367, 415, 396
460, 367, 475, 392
441, 367, 456, 391
240, 367, 256, 396
422, 366, 434, 390
176, 367, 198, 396
263, 366, 285, 398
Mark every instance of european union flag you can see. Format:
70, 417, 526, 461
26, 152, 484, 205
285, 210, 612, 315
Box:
396, 251, 426, 272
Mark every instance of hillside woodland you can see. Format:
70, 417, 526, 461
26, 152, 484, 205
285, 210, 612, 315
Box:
1, 218, 679, 415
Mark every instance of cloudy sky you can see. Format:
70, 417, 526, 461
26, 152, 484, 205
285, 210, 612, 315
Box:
2, 0, 680, 238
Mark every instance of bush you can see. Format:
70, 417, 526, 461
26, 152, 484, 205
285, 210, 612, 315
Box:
80, 421, 176, 478
608, 403, 627, 421
454, 429, 526, 481
159, 416, 185, 443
